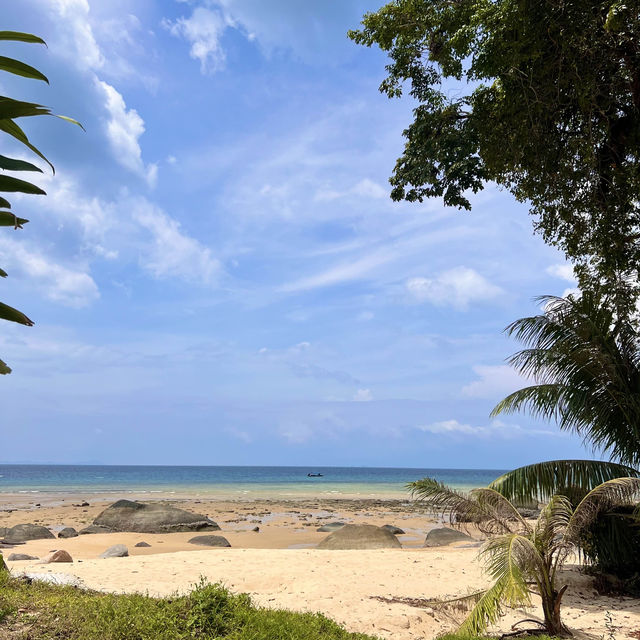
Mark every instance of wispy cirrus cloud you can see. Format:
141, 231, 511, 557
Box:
163, 6, 234, 74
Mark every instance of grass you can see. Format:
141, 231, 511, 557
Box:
0, 572, 568, 640
0, 573, 378, 640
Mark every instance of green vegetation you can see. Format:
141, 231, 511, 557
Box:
0, 30, 81, 374
349, 1, 640, 314
0, 574, 377, 640
409, 476, 640, 636
492, 291, 640, 469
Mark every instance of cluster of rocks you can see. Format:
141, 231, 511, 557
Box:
314, 523, 478, 549
1, 500, 230, 562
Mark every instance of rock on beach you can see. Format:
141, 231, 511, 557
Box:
188, 535, 231, 547
100, 544, 129, 558
3, 524, 55, 543
317, 524, 402, 550
423, 526, 474, 547
93, 500, 220, 534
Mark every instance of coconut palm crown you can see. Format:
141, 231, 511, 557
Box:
409, 476, 640, 636
492, 291, 640, 468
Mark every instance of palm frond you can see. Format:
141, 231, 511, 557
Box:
470, 487, 531, 533
489, 459, 640, 503
566, 477, 640, 542
408, 478, 517, 534
458, 534, 535, 636
493, 291, 640, 467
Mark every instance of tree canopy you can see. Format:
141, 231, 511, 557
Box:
349, 1, 640, 312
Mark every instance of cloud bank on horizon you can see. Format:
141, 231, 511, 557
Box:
0, 0, 591, 468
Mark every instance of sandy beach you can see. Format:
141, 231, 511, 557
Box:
1, 495, 639, 639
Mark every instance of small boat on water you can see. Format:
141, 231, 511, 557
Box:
307, 472, 323, 477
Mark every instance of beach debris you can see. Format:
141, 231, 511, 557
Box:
381, 524, 405, 535
423, 527, 474, 547
3, 524, 55, 543
7, 553, 38, 561
58, 527, 79, 539
19, 572, 84, 587
316, 521, 346, 532
72, 501, 90, 507
188, 535, 231, 547
317, 524, 402, 550
134, 541, 151, 547
79, 524, 114, 535
100, 544, 129, 558
39, 550, 73, 564
93, 500, 221, 534
252, 526, 260, 532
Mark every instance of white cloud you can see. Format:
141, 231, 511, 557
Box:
131, 199, 221, 284
0, 237, 99, 308
279, 250, 393, 293
417, 419, 559, 439
95, 80, 157, 186
462, 364, 530, 399
547, 263, 576, 283
351, 178, 387, 200
164, 7, 233, 74
406, 267, 503, 310
353, 388, 373, 402
48, 0, 105, 71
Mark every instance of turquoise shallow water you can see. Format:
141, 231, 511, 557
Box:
0, 465, 506, 498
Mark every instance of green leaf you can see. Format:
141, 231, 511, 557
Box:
0, 31, 46, 45
0, 56, 48, 83
0, 119, 54, 173
0, 197, 11, 209
0, 175, 45, 195
489, 460, 640, 503
0, 358, 11, 375
0, 97, 50, 120
0, 302, 34, 326
0, 268, 7, 277
0, 155, 42, 173
55, 114, 85, 131
0, 211, 28, 227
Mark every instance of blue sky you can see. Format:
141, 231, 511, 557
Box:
0, 0, 595, 468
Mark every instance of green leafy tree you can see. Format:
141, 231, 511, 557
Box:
409, 476, 640, 636
349, 1, 640, 314
0, 31, 81, 374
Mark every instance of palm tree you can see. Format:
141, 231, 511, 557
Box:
409, 476, 640, 636
492, 290, 640, 468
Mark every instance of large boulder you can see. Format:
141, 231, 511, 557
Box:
93, 500, 220, 534
317, 524, 402, 550
316, 521, 346, 533
7, 553, 38, 561
58, 527, 78, 539
188, 535, 231, 547
3, 524, 55, 543
424, 527, 474, 547
100, 544, 128, 558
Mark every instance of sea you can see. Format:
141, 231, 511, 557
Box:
0, 465, 506, 500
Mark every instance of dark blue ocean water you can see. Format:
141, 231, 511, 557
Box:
0, 465, 506, 498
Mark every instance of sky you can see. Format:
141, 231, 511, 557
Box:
0, 0, 596, 468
